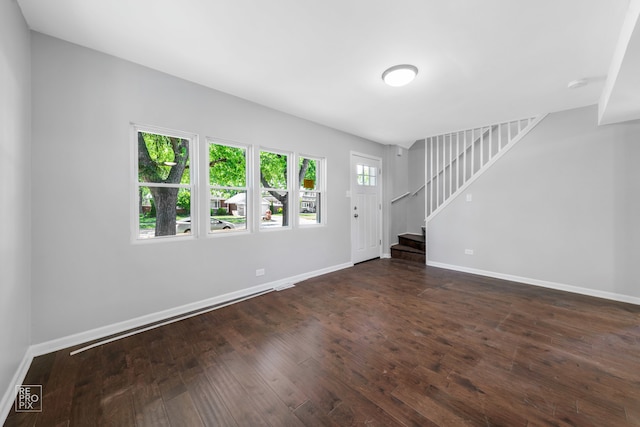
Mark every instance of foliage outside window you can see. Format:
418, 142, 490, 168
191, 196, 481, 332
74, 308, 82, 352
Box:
260, 150, 290, 228
298, 156, 323, 225
135, 126, 194, 240
133, 125, 326, 240
208, 141, 248, 233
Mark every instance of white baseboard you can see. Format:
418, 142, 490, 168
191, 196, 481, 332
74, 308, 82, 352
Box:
381, 252, 391, 259
0, 347, 35, 424
427, 261, 640, 306
30, 262, 353, 358
2, 261, 353, 424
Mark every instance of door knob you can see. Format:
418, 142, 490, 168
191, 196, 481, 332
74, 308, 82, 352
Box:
354, 213, 359, 218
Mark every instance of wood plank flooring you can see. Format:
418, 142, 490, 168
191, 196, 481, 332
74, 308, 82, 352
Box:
4, 259, 640, 426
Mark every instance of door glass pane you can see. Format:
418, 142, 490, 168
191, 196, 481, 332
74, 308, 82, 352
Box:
356, 163, 377, 186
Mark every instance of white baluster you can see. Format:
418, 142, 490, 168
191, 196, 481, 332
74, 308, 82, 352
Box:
436, 135, 440, 208
448, 133, 452, 199
481, 127, 485, 168
429, 137, 433, 215
489, 125, 493, 161
463, 130, 467, 184
455, 132, 460, 193
471, 128, 475, 176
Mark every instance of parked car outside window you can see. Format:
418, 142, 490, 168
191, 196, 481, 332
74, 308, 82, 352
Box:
176, 217, 235, 234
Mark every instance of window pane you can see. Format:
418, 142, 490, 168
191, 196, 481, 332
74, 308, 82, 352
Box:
261, 191, 287, 228
210, 189, 247, 233
299, 191, 320, 224
260, 151, 288, 189
138, 186, 190, 239
299, 158, 317, 190
209, 143, 246, 187
138, 132, 190, 184
260, 150, 290, 228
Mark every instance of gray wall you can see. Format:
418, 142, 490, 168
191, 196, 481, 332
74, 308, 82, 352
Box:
428, 105, 640, 299
0, 0, 31, 409
30, 33, 384, 344
383, 140, 426, 250
384, 145, 409, 250
407, 139, 425, 234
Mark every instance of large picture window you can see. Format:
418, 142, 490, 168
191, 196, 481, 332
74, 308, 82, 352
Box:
133, 125, 325, 241
260, 150, 290, 229
298, 156, 324, 226
208, 140, 249, 234
133, 125, 195, 240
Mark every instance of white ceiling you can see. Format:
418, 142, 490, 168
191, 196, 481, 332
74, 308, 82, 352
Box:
17, 0, 633, 147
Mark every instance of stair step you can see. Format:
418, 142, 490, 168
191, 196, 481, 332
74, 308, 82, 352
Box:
398, 233, 425, 251
391, 244, 424, 254
391, 244, 426, 264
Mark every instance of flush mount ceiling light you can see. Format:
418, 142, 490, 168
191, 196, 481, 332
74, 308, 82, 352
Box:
567, 78, 588, 89
382, 64, 418, 87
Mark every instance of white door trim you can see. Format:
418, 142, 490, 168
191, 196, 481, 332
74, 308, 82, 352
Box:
350, 151, 383, 263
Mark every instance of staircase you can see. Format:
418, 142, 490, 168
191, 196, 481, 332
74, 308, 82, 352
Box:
389, 115, 547, 264
391, 232, 426, 264
426, 114, 547, 221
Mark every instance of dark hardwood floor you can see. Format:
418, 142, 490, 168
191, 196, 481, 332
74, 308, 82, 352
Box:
5, 259, 640, 426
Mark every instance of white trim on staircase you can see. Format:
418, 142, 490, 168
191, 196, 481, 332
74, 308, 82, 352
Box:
426, 114, 548, 223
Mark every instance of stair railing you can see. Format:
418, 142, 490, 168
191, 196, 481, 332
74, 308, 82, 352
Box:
391, 183, 426, 204
426, 114, 548, 221
390, 192, 411, 204
411, 184, 425, 197
427, 125, 496, 184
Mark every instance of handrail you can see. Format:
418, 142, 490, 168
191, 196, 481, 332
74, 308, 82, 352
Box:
391, 192, 411, 204
392, 184, 424, 204
411, 184, 425, 197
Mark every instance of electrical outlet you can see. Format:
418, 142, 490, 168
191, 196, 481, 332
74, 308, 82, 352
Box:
466, 194, 473, 202
465, 249, 474, 255
256, 268, 265, 276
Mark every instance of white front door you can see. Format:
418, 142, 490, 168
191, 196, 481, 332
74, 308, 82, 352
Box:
351, 153, 382, 263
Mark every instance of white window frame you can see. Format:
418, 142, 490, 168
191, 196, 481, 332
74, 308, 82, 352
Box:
296, 154, 326, 227
207, 138, 251, 236
130, 123, 198, 243
258, 147, 292, 231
